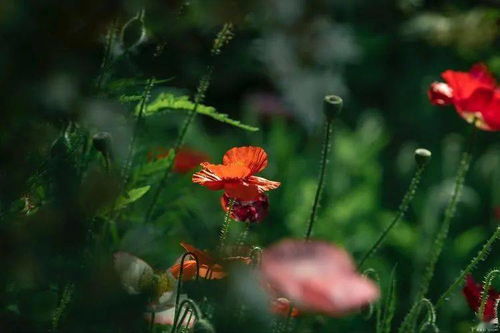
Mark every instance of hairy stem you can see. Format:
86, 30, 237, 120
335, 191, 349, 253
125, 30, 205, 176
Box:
359, 164, 427, 269
218, 198, 235, 253
305, 118, 333, 240
435, 227, 500, 309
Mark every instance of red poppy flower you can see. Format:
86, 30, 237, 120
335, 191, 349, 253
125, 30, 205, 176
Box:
192, 146, 280, 201
260, 239, 379, 317
428, 63, 500, 131
220, 193, 269, 223
169, 242, 251, 281
494, 207, 500, 220
463, 274, 500, 323
147, 147, 209, 173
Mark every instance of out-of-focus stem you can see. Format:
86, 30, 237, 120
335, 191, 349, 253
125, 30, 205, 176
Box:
358, 150, 430, 269
305, 95, 342, 240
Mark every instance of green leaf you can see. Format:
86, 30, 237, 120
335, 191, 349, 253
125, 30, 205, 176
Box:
115, 186, 151, 210
106, 78, 173, 94
133, 150, 175, 182
138, 93, 259, 132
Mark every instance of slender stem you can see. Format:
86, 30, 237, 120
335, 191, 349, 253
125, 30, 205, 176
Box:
144, 69, 212, 223
218, 198, 235, 252
149, 312, 155, 333
416, 146, 474, 300
123, 77, 154, 186
358, 164, 427, 269
435, 227, 500, 309
305, 118, 333, 240
478, 269, 500, 321
401, 125, 477, 330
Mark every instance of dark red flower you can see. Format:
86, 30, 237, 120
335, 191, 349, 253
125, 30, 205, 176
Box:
220, 193, 269, 223
428, 63, 500, 131
462, 274, 500, 322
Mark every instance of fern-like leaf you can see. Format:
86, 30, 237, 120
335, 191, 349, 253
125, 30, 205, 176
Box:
137, 93, 259, 132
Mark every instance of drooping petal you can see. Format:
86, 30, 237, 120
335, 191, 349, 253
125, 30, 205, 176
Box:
247, 176, 281, 193
428, 82, 453, 106
223, 146, 268, 174
192, 167, 225, 190
261, 240, 379, 317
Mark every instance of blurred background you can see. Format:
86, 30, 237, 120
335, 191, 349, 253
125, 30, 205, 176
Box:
0, 0, 499, 332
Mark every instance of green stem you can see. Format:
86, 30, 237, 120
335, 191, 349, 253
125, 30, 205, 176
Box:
218, 198, 235, 253
144, 69, 212, 223
435, 227, 500, 309
416, 150, 472, 300
478, 269, 500, 321
123, 77, 154, 186
401, 125, 477, 330
358, 164, 427, 269
305, 118, 333, 240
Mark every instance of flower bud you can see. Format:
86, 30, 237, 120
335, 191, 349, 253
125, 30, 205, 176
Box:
323, 95, 343, 120
414, 148, 432, 167
121, 13, 147, 50
92, 132, 112, 157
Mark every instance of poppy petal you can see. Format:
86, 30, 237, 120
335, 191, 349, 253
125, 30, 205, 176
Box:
428, 82, 453, 106
192, 168, 225, 190
223, 146, 268, 174
248, 176, 281, 192
202, 162, 252, 180
224, 182, 261, 201
170, 260, 200, 281
179, 242, 215, 265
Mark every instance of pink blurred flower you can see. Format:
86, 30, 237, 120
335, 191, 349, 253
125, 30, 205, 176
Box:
260, 239, 379, 317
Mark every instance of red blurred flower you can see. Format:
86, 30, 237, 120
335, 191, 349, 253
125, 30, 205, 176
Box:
494, 207, 500, 220
260, 239, 379, 317
192, 146, 280, 200
463, 275, 500, 323
220, 193, 269, 223
169, 242, 251, 281
271, 297, 300, 317
147, 147, 209, 173
428, 63, 500, 131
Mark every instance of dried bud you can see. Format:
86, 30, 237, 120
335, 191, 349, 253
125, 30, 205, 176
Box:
414, 148, 432, 167
92, 132, 112, 157
323, 95, 343, 120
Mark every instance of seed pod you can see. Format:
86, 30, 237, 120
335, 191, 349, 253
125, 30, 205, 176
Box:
92, 132, 112, 157
323, 95, 343, 120
414, 148, 432, 167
